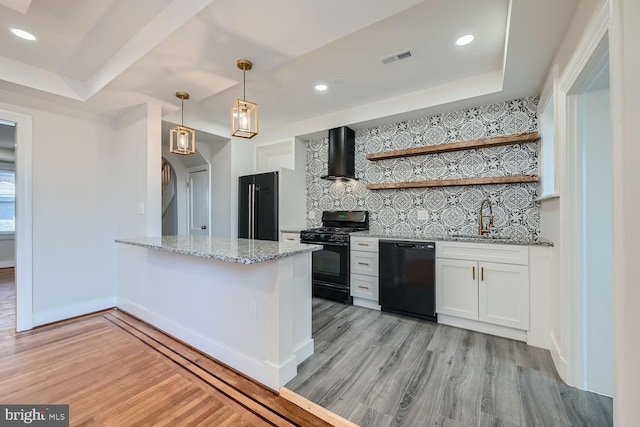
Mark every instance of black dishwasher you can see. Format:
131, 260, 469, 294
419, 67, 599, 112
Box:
379, 240, 436, 322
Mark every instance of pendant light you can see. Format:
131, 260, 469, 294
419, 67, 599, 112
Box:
170, 91, 196, 155
231, 59, 258, 139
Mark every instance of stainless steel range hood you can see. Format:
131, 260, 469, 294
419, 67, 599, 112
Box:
321, 126, 357, 181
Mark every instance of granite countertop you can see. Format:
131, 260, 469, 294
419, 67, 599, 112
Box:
115, 235, 322, 264
351, 231, 553, 246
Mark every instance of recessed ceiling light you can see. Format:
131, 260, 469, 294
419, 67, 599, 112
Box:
314, 84, 328, 92
456, 34, 474, 46
10, 28, 36, 41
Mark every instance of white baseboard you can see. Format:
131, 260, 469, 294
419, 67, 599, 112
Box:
117, 299, 294, 391
550, 332, 569, 383
0, 260, 15, 268
294, 338, 314, 365
438, 314, 527, 342
33, 296, 116, 326
353, 297, 381, 311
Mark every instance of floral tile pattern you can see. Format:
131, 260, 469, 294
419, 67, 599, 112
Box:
306, 96, 541, 240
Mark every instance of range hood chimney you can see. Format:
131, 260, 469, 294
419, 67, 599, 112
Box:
321, 126, 356, 181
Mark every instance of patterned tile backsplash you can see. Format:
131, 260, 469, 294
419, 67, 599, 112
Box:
306, 96, 541, 240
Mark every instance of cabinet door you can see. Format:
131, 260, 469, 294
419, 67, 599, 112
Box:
436, 258, 478, 320
478, 262, 529, 330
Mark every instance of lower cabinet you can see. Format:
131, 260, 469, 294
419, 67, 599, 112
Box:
350, 236, 380, 310
436, 241, 530, 333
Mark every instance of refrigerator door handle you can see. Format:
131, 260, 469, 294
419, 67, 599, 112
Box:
248, 184, 252, 239
250, 183, 255, 239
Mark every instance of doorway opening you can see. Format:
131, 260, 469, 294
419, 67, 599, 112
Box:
161, 158, 178, 235
188, 168, 210, 236
567, 36, 613, 396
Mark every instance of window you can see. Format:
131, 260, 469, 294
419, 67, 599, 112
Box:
539, 95, 557, 197
0, 170, 15, 233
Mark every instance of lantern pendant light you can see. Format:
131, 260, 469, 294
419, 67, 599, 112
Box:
231, 59, 258, 139
170, 91, 196, 155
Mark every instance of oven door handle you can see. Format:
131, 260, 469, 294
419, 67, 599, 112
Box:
300, 240, 348, 247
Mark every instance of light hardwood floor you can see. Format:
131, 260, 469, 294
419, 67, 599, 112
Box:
0, 273, 332, 426
286, 298, 614, 427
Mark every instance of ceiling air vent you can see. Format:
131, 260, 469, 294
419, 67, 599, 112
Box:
381, 49, 413, 65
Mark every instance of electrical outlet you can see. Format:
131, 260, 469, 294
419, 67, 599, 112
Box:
308, 211, 316, 220
137, 202, 145, 215
417, 210, 429, 221
250, 301, 257, 319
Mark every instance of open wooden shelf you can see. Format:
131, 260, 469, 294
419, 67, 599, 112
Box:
366, 175, 539, 190
366, 132, 540, 161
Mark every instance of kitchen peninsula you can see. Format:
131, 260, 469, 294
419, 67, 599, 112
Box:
115, 235, 322, 390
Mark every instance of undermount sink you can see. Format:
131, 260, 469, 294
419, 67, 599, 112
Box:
449, 234, 511, 240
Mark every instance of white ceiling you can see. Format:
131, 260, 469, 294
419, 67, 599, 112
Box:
0, 0, 579, 140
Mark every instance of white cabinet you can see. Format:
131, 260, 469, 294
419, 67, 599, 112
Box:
351, 236, 378, 252
436, 241, 530, 337
280, 232, 300, 243
350, 236, 380, 310
351, 250, 378, 276
436, 258, 478, 320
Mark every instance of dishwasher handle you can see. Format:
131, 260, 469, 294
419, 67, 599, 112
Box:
380, 240, 435, 250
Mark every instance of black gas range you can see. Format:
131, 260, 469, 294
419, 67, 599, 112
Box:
300, 211, 369, 304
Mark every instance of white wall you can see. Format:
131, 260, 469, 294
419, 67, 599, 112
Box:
0, 239, 14, 268
210, 141, 231, 237
610, 0, 640, 424
0, 90, 119, 326
114, 104, 162, 238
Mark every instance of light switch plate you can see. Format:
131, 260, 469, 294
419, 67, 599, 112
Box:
137, 202, 145, 215
308, 211, 316, 220
417, 210, 429, 221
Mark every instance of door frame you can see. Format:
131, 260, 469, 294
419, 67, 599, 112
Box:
557, 3, 610, 390
187, 165, 211, 236
0, 109, 34, 331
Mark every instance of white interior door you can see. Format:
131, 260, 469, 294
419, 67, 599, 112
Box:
188, 169, 209, 236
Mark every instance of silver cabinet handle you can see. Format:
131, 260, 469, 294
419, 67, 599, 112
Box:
357, 285, 369, 290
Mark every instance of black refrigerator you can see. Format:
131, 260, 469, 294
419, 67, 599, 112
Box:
238, 172, 279, 241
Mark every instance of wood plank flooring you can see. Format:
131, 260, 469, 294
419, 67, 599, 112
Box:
286, 298, 614, 427
0, 275, 332, 426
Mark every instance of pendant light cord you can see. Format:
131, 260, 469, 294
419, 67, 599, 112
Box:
243, 69, 246, 101
181, 98, 184, 126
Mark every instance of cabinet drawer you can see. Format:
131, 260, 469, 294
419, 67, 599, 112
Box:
350, 273, 378, 301
437, 241, 529, 265
351, 251, 378, 276
280, 232, 300, 243
350, 236, 379, 253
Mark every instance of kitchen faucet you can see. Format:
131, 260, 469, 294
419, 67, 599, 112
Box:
478, 198, 494, 235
